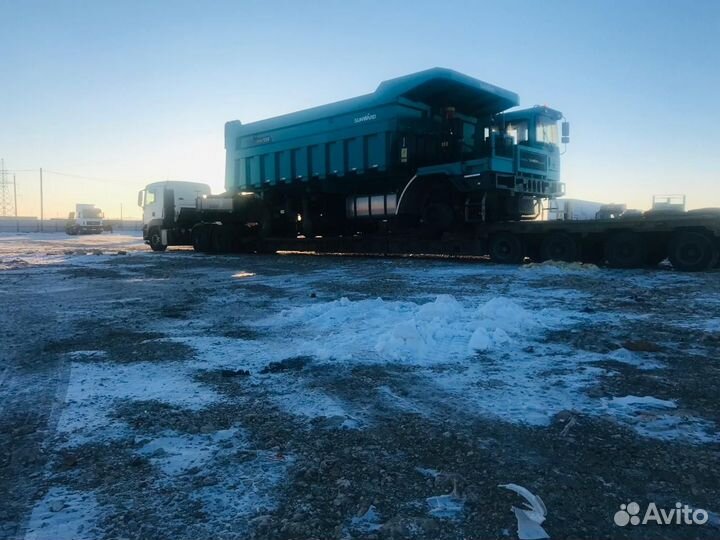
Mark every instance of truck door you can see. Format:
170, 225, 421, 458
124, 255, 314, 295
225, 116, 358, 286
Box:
141, 187, 163, 226
163, 188, 175, 227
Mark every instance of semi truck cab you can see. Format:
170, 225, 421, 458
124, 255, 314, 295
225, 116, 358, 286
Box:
138, 181, 211, 250
65, 204, 105, 235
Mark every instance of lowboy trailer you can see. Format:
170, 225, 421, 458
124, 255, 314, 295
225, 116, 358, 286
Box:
139, 68, 720, 271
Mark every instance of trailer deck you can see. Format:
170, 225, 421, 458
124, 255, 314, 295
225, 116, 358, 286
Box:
187, 209, 720, 272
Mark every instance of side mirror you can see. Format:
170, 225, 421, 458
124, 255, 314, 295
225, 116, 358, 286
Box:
561, 121, 570, 144
137, 190, 144, 207
69, 212, 75, 219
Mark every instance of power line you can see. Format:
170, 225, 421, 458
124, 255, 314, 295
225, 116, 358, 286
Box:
4, 168, 143, 184
43, 169, 136, 184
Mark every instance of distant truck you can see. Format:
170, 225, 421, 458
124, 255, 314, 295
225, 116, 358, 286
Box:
138, 68, 720, 271
546, 199, 606, 221
65, 204, 105, 235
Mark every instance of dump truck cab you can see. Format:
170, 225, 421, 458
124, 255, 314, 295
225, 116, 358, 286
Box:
401, 104, 566, 222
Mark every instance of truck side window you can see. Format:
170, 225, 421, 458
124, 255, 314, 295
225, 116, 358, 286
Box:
146, 191, 156, 205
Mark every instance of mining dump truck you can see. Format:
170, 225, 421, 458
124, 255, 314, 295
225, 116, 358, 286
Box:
139, 67, 720, 271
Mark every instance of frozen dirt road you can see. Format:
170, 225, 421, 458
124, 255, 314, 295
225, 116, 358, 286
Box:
1, 232, 720, 540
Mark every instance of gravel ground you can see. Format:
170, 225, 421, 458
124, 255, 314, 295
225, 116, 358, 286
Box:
1, 232, 720, 540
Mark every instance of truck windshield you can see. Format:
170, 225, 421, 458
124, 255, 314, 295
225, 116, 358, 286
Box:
536, 117, 559, 145
505, 121, 529, 144
84, 208, 102, 218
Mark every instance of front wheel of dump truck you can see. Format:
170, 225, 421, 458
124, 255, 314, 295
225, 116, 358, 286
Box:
605, 232, 645, 268
148, 227, 167, 252
488, 232, 525, 265
668, 230, 718, 272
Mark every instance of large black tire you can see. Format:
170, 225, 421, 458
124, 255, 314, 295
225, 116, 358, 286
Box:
581, 241, 605, 265
605, 232, 645, 269
645, 245, 668, 267
211, 225, 233, 253
192, 224, 212, 253
148, 227, 167, 252
423, 203, 455, 234
488, 232, 525, 265
540, 232, 579, 262
668, 230, 718, 272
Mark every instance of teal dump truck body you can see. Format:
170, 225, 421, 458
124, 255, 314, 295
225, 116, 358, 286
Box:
225, 68, 520, 189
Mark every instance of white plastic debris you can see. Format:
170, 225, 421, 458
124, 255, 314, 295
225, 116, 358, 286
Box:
499, 483, 549, 539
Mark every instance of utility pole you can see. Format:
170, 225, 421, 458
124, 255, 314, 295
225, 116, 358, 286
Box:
39, 167, 44, 232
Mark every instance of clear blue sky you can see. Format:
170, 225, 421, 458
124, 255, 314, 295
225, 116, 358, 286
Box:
1, 0, 718, 218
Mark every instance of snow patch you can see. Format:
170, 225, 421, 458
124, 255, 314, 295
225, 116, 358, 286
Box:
426, 494, 464, 519
607, 348, 665, 370
349, 505, 382, 533
602, 395, 718, 443
138, 428, 244, 476
57, 361, 220, 446
25, 487, 103, 540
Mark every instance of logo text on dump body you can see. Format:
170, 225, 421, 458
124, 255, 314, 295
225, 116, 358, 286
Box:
353, 113, 377, 124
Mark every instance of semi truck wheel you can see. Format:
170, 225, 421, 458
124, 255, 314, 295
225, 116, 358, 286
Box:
605, 232, 645, 268
211, 225, 233, 253
541, 232, 579, 262
148, 228, 167, 252
668, 230, 718, 272
488, 232, 525, 265
192, 224, 212, 253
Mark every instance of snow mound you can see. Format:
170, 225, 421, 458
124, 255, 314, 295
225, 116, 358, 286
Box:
522, 260, 600, 273
267, 295, 558, 364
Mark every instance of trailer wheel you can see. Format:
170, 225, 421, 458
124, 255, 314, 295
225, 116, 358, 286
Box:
148, 227, 167, 252
605, 232, 645, 268
581, 241, 605, 265
668, 231, 718, 272
645, 246, 667, 267
541, 232, 579, 262
489, 233, 525, 265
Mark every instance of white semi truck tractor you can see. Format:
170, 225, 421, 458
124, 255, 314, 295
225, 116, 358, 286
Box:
65, 204, 105, 235
138, 181, 212, 251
